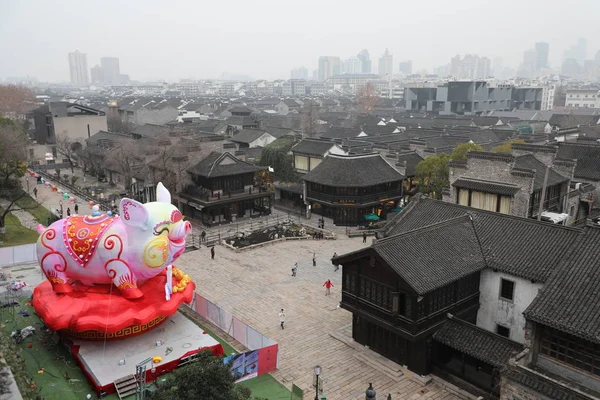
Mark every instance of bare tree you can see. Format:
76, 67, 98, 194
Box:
0, 119, 46, 231
0, 85, 35, 119
77, 145, 103, 176
103, 140, 146, 190
301, 103, 320, 138
356, 82, 380, 114
147, 139, 192, 194
54, 135, 81, 173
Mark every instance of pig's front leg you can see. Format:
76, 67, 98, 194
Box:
103, 234, 143, 299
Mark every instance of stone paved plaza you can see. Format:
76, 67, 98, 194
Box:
177, 238, 463, 400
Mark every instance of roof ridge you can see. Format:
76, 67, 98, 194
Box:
376, 214, 473, 244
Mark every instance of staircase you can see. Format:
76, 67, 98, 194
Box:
114, 374, 138, 399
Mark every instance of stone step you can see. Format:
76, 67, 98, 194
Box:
353, 352, 404, 381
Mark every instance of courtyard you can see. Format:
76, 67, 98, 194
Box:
177, 238, 464, 400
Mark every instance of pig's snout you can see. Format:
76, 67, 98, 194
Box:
172, 221, 192, 238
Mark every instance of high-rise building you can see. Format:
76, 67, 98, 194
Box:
68, 50, 89, 86
357, 49, 371, 74
291, 67, 308, 79
343, 57, 362, 74
450, 55, 461, 77
493, 57, 504, 79
378, 49, 393, 78
476, 57, 491, 79
535, 42, 549, 70
520, 49, 537, 78
90, 65, 103, 84
100, 57, 121, 85
564, 38, 587, 66
318, 56, 341, 81
398, 61, 413, 75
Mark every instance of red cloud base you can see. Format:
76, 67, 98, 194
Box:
32, 268, 195, 340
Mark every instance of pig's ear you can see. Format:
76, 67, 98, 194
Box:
156, 182, 171, 204
119, 198, 149, 229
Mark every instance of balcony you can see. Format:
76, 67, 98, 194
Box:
179, 185, 271, 206
306, 189, 403, 206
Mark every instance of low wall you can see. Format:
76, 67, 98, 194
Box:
222, 235, 313, 252
0, 244, 38, 267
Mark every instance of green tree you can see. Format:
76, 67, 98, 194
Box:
258, 136, 301, 183
415, 153, 450, 199
450, 142, 484, 161
150, 350, 262, 400
491, 139, 525, 154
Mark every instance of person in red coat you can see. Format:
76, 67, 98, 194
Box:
323, 279, 334, 295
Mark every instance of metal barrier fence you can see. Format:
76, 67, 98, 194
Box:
183, 291, 278, 352
0, 244, 38, 267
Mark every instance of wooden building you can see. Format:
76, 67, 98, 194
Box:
302, 153, 404, 226
334, 196, 600, 398
179, 152, 272, 225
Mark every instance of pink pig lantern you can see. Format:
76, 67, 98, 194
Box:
32, 182, 195, 340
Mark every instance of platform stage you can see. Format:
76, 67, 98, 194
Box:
66, 311, 225, 395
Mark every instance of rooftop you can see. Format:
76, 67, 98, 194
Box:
187, 151, 264, 178
291, 139, 338, 156
303, 153, 403, 188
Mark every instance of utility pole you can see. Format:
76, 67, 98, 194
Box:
537, 166, 550, 221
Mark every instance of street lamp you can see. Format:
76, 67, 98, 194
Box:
314, 365, 321, 400
365, 382, 376, 400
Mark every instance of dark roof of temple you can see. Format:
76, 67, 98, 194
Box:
187, 151, 264, 178
504, 366, 596, 400
383, 196, 581, 283
433, 316, 523, 367
452, 177, 522, 196
303, 153, 403, 187
525, 225, 600, 344
230, 129, 270, 144
556, 142, 600, 181
373, 215, 487, 294
513, 154, 568, 190
291, 139, 338, 156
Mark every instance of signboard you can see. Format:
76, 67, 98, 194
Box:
223, 344, 278, 383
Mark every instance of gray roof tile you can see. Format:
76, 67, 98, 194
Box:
452, 177, 521, 196
434, 316, 523, 367
556, 142, 600, 181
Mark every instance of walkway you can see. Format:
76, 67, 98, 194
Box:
0, 200, 38, 231
176, 238, 463, 400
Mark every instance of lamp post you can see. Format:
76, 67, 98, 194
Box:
365, 382, 376, 400
314, 365, 321, 400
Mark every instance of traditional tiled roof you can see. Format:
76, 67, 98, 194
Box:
504, 366, 594, 400
433, 316, 523, 367
373, 216, 487, 294
556, 142, 600, 181
291, 139, 337, 156
384, 197, 581, 283
230, 129, 271, 144
395, 151, 423, 177
513, 154, 568, 190
452, 178, 521, 196
303, 153, 403, 187
549, 113, 599, 128
132, 124, 169, 138
525, 225, 600, 343
187, 152, 264, 178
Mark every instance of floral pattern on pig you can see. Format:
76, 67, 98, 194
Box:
36, 182, 192, 299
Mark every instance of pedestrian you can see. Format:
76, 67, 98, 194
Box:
333, 252, 339, 272
291, 262, 298, 277
210, 246, 215, 260
74, 204, 79, 214
201, 230, 206, 243
363, 231, 367, 243
321, 218, 325, 229
279, 309, 285, 330
33, 187, 38, 198
323, 279, 334, 295
312, 253, 316, 267
66, 207, 71, 217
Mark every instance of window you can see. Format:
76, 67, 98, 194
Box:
496, 324, 510, 338
541, 327, 600, 376
499, 278, 515, 301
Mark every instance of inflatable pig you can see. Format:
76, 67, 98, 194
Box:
36, 182, 192, 299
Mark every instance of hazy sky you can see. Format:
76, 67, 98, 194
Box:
1, 0, 599, 82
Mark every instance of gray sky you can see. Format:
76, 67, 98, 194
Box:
1, 0, 599, 82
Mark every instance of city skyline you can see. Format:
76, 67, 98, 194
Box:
1, 0, 599, 83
